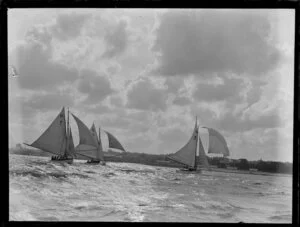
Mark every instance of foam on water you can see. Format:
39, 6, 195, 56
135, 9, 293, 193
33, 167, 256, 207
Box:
9, 154, 292, 222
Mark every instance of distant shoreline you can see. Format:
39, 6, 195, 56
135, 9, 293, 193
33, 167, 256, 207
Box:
9, 152, 292, 177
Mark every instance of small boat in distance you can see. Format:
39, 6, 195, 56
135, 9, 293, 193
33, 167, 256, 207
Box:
166, 117, 230, 173
24, 107, 75, 164
87, 123, 105, 165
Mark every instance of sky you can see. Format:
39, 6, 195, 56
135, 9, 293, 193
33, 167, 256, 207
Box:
8, 9, 294, 162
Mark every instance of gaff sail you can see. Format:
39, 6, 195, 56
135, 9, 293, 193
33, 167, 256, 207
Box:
167, 118, 198, 169
198, 134, 209, 168
90, 123, 99, 145
27, 107, 67, 155
66, 127, 75, 157
90, 123, 104, 161
72, 113, 98, 159
104, 131, 126, 152
71, 114, 98, 148
203, 127, 230, 157
98, 127, 103, 152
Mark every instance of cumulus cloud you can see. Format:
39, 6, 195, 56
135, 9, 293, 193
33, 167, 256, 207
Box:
24, 92, 74, 111
102, 20, 129, 58
83, 103, 112, 115
164, 76, 184, 93
125, 134, 154, 153
50, 13, 89, 41
192, 104, 282, 133
110, 95, 124, 107
126, 78, 168, 111
77, 69, 114, 104
10, 25, 79, 90
158, 127, 192, 154
25, 25, 52, 47
152, 10, 281, 76
193, 76, 245, 102
173, 96, 191, 106
101, 115, 132, 130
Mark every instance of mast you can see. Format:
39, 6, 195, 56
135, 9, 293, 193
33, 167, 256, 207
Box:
65, 107, 69, 156
194, 116, 198, 169
98, 127, 101, 145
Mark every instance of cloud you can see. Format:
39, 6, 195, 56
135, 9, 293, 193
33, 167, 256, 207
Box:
102, 20, 129, 58
110, 95, 124, 107
10, 25, 79, 90
77, 69, 114, 104
24, 92, 74, 111
173, 96, 191, 106
125, 134, 154, 153
50, 13, 89, 41
230, 127, 290, 161
25, 25, 52, 47
218, 112, 282, 132
193, 76, 244, 102
158, 127, 191, 154
152, 10, 281, 76
126, 78, 168, 111
106, 63, 122, 75
101, 115, 132, 130
164, 76, 184, 93
193, 104, 282, 133
83, 103, 112, 115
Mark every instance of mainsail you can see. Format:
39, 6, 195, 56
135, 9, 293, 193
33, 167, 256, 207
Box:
104, 131, 126, 152
72, 113, 105, 161
98, 127, 103, 152
71, 114, 98, 148
90, 123, 99, 145
167, 119, 198, 169
66, 127, 75, 157
90, 123, 104, 161
203, 127, 230, 157
198, 134, 209, 168
28, 107, 67, 155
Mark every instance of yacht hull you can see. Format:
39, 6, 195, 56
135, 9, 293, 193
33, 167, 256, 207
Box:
176, 168, 203, 174
51, 157, 73, 164
86, 160, 106, 165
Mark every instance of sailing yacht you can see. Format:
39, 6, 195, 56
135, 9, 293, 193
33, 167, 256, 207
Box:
24, 107, 75, 164
87, 123, 105, 165
166, 117, 230, 173
71, 114, 105, 165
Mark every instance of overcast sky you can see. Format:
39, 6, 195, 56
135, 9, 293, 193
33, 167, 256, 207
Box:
8, 9, 294, 162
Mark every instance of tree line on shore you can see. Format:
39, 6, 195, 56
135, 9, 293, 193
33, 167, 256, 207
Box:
10, 144, 292, 174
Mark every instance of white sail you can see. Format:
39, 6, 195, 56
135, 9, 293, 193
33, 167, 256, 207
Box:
66, 127, 75, 157
203, 127, 230, 157
75, 144, 98, 159
90, 123, 99, 145
90, 124, 104, 161
30, 107, 67, 155
71, 113, 98, 148
105, 131, 126, 152
98, 127, 103, 152
167, 119, 198, 168
198, 133, 209, 168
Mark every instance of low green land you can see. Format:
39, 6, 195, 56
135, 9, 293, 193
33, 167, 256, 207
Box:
10, 144, 292, 175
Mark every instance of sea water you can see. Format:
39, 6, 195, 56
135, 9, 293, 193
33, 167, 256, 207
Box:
9, 154, 292, 222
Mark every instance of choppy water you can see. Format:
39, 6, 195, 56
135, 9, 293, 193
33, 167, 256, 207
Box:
9, 154, 292, 222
